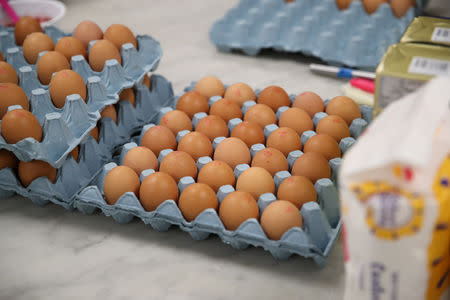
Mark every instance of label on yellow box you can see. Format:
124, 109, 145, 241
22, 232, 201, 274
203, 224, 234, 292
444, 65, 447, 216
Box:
401, 16, 450, 47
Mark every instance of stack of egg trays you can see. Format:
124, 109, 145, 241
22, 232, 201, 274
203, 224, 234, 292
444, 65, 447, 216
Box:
209, 0, 426, 69
74, 84, 372, 266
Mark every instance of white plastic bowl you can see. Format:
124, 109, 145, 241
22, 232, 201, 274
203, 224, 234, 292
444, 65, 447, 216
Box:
0, 0, 66, 27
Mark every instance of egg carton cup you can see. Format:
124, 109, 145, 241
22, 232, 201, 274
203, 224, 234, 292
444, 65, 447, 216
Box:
209, 0, 424, 69
0, 135, 109, 209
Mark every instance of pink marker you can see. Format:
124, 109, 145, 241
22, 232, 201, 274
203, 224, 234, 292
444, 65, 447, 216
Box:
0, 0, 19, 25
350, 78, 375, 94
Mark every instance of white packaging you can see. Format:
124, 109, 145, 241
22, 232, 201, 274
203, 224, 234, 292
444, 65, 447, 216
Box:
339, 76, 450, 300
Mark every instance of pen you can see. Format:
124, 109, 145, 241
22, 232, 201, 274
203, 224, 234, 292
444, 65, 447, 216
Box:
309, 63, 376, 80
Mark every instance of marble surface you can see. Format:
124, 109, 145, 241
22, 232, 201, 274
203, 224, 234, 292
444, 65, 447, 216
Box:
0, 1, 347, 299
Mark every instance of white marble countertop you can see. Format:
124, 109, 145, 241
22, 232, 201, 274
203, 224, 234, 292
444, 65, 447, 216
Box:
0, 1, 347, 299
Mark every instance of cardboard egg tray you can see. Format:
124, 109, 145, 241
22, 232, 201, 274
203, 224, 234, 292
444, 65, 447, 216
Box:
73, 83, 372, 266
209, 0, 425, 69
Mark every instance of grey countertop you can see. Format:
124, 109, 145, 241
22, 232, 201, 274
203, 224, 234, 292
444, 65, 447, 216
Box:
0, 1, 346, 299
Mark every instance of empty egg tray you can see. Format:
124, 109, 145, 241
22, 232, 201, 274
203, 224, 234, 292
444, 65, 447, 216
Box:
74, 84, 372, 266
209, 0, 424, 69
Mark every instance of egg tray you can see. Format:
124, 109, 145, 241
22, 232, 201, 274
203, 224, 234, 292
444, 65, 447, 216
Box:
0, 25, 163, 98
209, 0, 424, 69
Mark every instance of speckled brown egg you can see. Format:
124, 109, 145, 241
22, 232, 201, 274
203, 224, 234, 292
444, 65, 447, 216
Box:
178, 183, 218, 222
90, 126, 99, 142
0, 149, 18, 170
70, 146, 79, 161
18, 160, 57, 187
224, 83, 256, 107
159, 110, 192, 135
73, 20, 103, 48
362, 0, 388, 14
100, 105, 117, 123
159, 151, 197, 182
219, 191, 259, 231
88, 40, 122, 72
55, 36, 87, 62
266, 127, 302, 157
236, 167, 275, 200
104, 24, 137, 50
0, 83, 29, 118
177, 131, 213, 161
139, 171, 179, 211
251, 147, 288, 176
316, 115, 350, 142
325, 96, 361, 125
141, 125, 177, 157
49, 69, 86, 109
176, 91, 209, 119
142, 74, 151, 89
214, 137, 251, 170
292, 92, 324, 118
292, 152, 331, 183
277, 176, 317, 209
0, 62, 17, 84
0, 51, 4, 61
257, 85, 291, 112
122, 146, 159, 175
22, 32, 54, 64
1, 109, 42, 144
195, 115, 228, 141
209, 98, 242, 123
244, 103, 277, 129
336, 0, 353, 9
119, 88, 135, 106
36, 51, 70, 85
279, 107, 314, 137
103, 165, 140, 205
390, 0, 414, 18
197, 160, 236, 192
304, 134, 341, 160
261, 200, 303, 240
193, 76, 225, 98
231, 121, 265, 148
14, 16, 43, 46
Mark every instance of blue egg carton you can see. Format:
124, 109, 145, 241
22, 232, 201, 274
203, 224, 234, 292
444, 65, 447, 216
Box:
209, 0, 425, 69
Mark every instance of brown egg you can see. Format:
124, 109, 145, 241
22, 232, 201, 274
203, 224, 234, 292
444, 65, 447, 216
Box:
193, 76, 225, 98
103, 165, 140, 205
55, 37, 87, 62
266, 127, 302, 157
1, 109, 42, 144
231, 121, 265, 148
209, 98, 242, 123
88, 40, 122, 72
90, 126, 99, 142
119, 88, 135, 106
176, 91, 209, 119
22, 32, 54, 64
73, 20, 103, 48
0, 149, 18, 170
0, 83, 29, 118
362, 0, 388, 14
195, 115, 228, 141
219, 191, 259, 231
178, 183, 218, 221
177, 131, 213, 161
304, 134, 341, 160
0, 62, 17, 84
49, 69, 87, 109
159, 151, 197, 182
316, 115, 350, 142
292, 92, 325, 118
279, 107, 314, 137
292, 152, 331, 183
159, 110, 192, 135
197, 160, 235, 192
14, 16, 43, 46
0, 51, 4, 61
390, 0, 414, 18
251, 147, 288, 176
142, 74, 151, 89
244, 103, 277, 129
326, 96, 361, 125
257, 85, 291, 112
336, 0, 353, 10
139, 172, 179, 211
141, 125, 177, 157
224, 83, 256, 107
261, 200, 303, 240
213, 137, 251, 170
277, 176, 317, 209
18, 160, 57, 187
122, 146, 159, 175
104, 24, 137, 50
36, 51, 70, 85
101, 105, 117, 123
236, 167, 275, 200
70, 146, 79, 161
